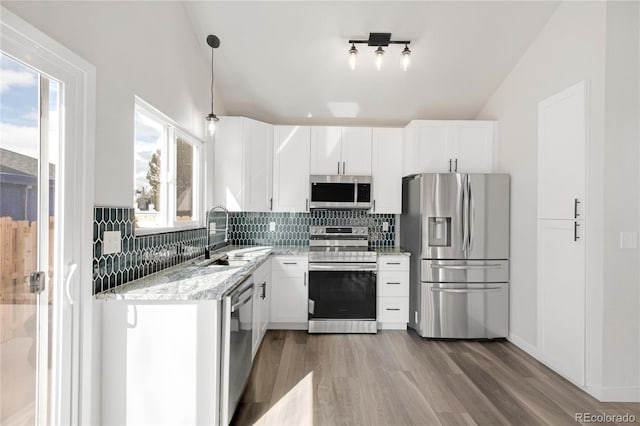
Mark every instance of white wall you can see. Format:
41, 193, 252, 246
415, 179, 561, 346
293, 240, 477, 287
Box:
477, 0, 639, 401
601, 0, 640, 399
4, 1, 226, 207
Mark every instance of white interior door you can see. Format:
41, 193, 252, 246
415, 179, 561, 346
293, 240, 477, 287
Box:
537, 81, 587, 220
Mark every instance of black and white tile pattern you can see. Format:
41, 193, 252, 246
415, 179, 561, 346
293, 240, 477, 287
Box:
93, 207, 206, 294
93, 207, 396, 294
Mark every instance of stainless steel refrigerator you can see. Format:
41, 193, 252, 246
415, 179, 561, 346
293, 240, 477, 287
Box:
401, 173, 510, 338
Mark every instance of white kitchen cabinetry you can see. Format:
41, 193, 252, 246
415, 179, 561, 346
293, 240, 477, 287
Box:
273, 126, 311, 212
214, 116, 273, 212
252, 258, 271, 358
372, 128, 403, 214
537, 81, 587, 386
377, 255, 410, 329
270, 255, 309, 328
403, 120, 495, 175
101, 300, 220, 425
310, 126, 372, 175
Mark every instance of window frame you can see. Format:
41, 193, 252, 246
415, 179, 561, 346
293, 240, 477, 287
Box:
134, 97, 205, 234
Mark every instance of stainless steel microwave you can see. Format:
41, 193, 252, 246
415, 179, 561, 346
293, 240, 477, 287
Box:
309, 175, 372, 209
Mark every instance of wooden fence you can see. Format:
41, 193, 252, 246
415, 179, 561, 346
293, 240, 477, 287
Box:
0, 216, 54, 342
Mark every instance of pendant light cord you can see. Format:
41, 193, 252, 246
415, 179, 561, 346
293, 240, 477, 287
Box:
210, 47, 215, 114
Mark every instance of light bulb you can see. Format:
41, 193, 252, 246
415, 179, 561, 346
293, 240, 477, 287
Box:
375, 46, 384, 71
348, 44, 358, 70
401, 45, 411, 71
208, 119, 216, 136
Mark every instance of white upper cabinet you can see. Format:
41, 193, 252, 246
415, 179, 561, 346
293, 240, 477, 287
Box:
403, 120, 496, 175
214, 116, 273, 212
537, 81, 587, 220
372, 128, 403, 214
311, 126, 342, 174
341, 127, 372, 175
310, 126, 372, 175
273, 125, 311, 212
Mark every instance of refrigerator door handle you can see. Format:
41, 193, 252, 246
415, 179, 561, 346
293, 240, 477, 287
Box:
468, 176, 474, 252
430, 264, 502, 270
430, 287, 503, 293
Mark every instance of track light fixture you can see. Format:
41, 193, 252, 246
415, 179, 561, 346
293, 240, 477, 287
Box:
205, 34, 220, 137
347, 33, 411, 71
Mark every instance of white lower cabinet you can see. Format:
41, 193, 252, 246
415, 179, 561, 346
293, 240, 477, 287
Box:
377, 255, 410, 329
270, 255, 309, 328
252, 258, 271, 358
101, 300, 221, 425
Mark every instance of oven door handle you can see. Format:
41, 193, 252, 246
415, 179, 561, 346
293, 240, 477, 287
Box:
309, 263, 377, 272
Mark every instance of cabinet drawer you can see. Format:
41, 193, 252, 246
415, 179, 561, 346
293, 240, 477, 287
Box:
377, 256, 409, 271
272, 256, 308, 276
378, 297, 409, 323
378, 271, 409, 297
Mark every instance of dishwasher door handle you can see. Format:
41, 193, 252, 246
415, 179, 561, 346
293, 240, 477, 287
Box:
431, 287, 503, 293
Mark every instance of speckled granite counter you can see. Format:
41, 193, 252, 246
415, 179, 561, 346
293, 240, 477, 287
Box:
95, 244, 409, 302
375, 247, 411, 256
96, 245, 280, 301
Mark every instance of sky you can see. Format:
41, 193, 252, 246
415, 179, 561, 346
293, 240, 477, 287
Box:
134, 110, 164, 192
0, 53, 59, 165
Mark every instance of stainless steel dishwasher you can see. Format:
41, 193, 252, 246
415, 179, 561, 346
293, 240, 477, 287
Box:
220, 275, 254, 425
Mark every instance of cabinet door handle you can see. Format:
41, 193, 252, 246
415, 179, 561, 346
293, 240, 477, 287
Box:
337, 161, 340, 174
283, 262, 298, 265
270, 198, 273, 211
306, 198, 309, 211
373, 200, 376, 212
260, 282, 266, 299
454, 158, 458, 172
343, 161, 346, 175
304, 272, 307, 287
574, 221, 580, 241
449, 158, 452, 172
574, 198, 580, 218
386, 308, 401, 311
386, 282, 402, 285
386, 262, 401, 265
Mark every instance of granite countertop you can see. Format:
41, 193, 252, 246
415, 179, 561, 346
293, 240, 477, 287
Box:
95, 244, 407, 302
96, 245, 280, 302
375, 247, 411, 256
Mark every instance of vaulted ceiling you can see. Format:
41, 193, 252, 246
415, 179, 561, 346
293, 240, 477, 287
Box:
185, 1, 559, 126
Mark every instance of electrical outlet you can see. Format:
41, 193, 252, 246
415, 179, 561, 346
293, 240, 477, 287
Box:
620, 231, 639, 249
103, 231, 121, 254
382, 222, 389, 232
269, 222, 276, 232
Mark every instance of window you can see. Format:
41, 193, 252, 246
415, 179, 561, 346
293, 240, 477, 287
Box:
133, 99, 203, 230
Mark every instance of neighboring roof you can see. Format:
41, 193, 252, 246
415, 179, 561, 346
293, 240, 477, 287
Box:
0, 148, 56, 177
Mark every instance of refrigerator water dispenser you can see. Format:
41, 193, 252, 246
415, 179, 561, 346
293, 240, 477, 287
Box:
428, 217, 451, 247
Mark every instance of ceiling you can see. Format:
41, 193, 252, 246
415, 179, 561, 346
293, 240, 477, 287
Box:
185, 1, 559, 126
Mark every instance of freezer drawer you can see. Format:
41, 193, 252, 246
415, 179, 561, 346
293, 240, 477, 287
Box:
420, 282, 508, 338
422, 260, 509, 283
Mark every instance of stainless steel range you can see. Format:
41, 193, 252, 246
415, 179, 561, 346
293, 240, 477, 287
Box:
308, 226, 377, 334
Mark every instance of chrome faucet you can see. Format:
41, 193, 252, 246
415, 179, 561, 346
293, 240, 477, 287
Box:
204, 205, 229, 259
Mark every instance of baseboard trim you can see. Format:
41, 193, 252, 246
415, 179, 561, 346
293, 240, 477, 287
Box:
378, 322, 407, 330
596, 386, 640, 402
268, 322, 308, 330
507, 332, 540, 358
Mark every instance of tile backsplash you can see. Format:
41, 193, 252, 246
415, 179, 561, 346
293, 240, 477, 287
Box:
228, 210, 396, 247
93, 207, 206, 294
93, 207, 396, 294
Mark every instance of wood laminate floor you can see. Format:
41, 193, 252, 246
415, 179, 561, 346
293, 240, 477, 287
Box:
233, 330, 640, 426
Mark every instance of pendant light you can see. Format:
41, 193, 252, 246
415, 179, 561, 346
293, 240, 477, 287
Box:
401, 44, 411, 71
348, 43, 358, 70
205, 34, 220, 137
374, 46, 385, 71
